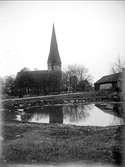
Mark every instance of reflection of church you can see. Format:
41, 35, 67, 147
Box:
19, 106, 63, 124
16, 24, 62, 96
49, 106, 63, 124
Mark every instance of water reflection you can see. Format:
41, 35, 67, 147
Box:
95, 103, 123, 118
63, 103, 124, 126
29, 113, 49, 123
20, 106, 63, 124
4, 103, 124, 126
63, 104, 91, 123
49, 106, 63, 124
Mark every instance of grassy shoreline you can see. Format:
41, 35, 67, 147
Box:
1, 121, 123, 165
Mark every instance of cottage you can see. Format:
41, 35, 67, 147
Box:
94, 70, 125, 92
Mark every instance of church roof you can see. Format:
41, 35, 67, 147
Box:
16, 70, 62, 83
95, 72, 122, 84
47, 24, 61, 65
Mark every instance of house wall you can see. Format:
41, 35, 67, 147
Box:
100, 83, 112, 90
95, 81, 121, 92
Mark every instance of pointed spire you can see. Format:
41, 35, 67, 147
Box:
47, 24, 61, 68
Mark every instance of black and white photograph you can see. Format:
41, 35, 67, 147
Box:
0, 1, 125, 167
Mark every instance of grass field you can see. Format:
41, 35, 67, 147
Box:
1, 121, 123, 165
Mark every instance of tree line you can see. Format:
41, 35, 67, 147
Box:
1, 64, 93, 98
2, 57, 125, 98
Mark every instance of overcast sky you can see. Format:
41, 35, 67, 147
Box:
0, 1, 125, 82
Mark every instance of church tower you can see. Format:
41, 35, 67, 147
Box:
47, 24, 61, 71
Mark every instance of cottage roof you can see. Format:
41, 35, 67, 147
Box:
47, 24, 61, 65
95, 72, 122, 84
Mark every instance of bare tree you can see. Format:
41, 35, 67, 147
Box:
64, 64, 92, 82
62, 64, 93, 92
111, 57, 125, 74
2, 75, 16, 97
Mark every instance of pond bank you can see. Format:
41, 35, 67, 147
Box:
1, 121, 123, 165
0, 161, 119, 167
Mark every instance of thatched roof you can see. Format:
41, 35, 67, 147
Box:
95, 72, 122, 84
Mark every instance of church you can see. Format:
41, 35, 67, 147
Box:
15, 24, 62, 96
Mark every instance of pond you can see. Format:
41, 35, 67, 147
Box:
3, 102, 124, 126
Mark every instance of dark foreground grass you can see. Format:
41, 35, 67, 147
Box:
1, 121, 123, 165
